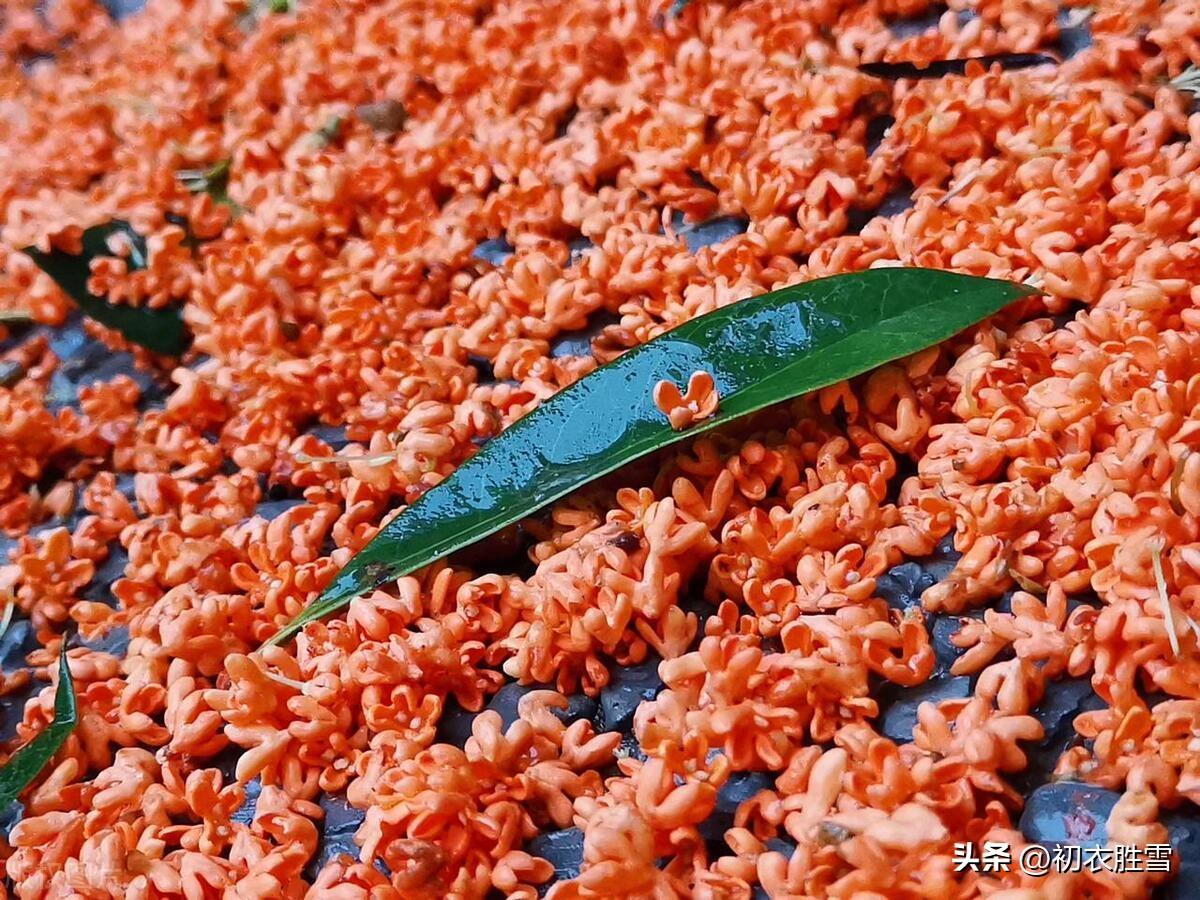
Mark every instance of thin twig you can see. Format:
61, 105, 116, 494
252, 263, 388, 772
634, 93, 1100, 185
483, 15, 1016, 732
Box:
1149, 538, 1181, 658
263, 668, 308, 693
938, 169, 982, 207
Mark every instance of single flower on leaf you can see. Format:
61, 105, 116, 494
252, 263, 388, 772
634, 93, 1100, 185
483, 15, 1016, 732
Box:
653, 370, 720, 431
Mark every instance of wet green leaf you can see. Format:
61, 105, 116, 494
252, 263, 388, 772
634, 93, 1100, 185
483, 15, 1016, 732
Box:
266, 268, 1033, 646
0, 644, 76, 812
23, 222, 190, 356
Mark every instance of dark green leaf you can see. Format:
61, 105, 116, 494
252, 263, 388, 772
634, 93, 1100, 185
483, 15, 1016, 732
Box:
164, 212, 214, 254
23, 222, 190, 356
177, 159, 229, 195
266, 268, 1032, 646
0, 643, 76, 812
237, 0, 292, 28
859, 53, 1056, 80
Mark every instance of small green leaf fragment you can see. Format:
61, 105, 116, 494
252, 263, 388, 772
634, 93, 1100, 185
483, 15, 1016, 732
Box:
313, 116, 343, 148
176, 160, 243, 216
1170, 450, 1191, 516
1171, 66, 1200, 97
668, 0, 692, 17
0, 643, 77, 812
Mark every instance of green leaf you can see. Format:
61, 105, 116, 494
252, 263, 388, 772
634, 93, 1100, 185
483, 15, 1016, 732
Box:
266, 268, 1032, 646
858, 53, 1056, 80
23, 222, 191, 356
0, 643, 76, 812
1171, 65, 1200, 97
312, 116, 343, 149
176, 159, 243, 216
237, 0, 293, 29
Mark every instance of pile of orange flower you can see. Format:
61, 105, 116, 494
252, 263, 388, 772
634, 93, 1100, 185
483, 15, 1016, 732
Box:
0, 0, 1199, 896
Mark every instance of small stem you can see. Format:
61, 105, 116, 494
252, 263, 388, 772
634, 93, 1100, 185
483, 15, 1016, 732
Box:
938, 169, 981, 207
1187, 614, 1200, 646
1149, 538, 1181, 658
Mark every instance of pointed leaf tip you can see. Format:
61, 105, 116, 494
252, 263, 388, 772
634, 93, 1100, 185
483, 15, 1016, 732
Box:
22, 221, 191, 356
0, 642, 77, 814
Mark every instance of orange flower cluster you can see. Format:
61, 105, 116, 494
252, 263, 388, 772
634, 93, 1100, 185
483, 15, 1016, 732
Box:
0, 0, 1198, 897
